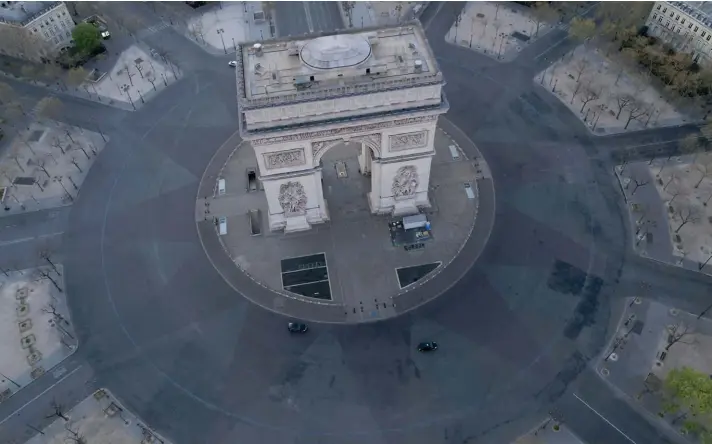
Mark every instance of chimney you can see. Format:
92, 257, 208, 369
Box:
414, 59, 423, 73
253, 43, 263, 57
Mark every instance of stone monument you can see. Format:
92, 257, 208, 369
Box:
236, 23, 449, 232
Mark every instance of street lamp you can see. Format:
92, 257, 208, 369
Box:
216, 28, 227, 54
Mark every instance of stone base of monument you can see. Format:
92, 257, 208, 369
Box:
283, 215, 311, 233
392, 199, 420, 217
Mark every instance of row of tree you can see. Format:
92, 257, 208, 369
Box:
564, 2, 712, 116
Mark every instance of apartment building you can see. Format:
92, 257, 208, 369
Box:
646, 1, 712, 65
0, 1, 75, 62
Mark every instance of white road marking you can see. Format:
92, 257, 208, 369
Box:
303, 2, 315, 33
0, 232, 63, 247
0, 365, 83, 426
573, 393, 638, 444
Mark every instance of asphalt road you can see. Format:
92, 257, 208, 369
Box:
274, 1, 344, 37
0, 2, 709, 444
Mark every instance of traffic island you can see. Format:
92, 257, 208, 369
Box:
0, 266, 76, 403
25, 388, 169, 444
0, 121, 107, 216
197, 123, 495, 323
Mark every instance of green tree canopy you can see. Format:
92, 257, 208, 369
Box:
665, 367, 712, 417
71, 22, 101, 55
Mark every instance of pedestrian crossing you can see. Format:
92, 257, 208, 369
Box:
137, 21, 170, 38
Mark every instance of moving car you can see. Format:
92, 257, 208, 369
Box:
417, 341, 438, 352
228, 61, 237, 67
287, 322, 308, 333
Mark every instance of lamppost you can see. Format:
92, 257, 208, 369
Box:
217, 28, 227, 54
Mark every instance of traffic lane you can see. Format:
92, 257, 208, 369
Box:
559, 371, 678, 444
0, 361, 95, 444
307, 1, 344, 32
0, 231, 63, 271
0, 207, 70, 243
274, 1, 309, 37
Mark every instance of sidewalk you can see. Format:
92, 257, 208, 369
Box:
615, 159, 712, 276
340, 1, 426, 29
597, 297, 712, 441
514, 420, 584, 444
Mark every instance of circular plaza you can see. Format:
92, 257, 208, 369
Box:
197, 122, 495, 322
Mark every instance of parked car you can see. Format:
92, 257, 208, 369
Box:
228, 61, 237, 67
287, 323, 308, 333
417, 341, 438, 352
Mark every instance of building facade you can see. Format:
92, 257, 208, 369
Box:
236, 23, 449, 232
0, 1, 74, 62
646, 1, 712, 65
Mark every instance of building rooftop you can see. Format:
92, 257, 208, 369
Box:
671, 1, 712, 28
236, 22, 442, 109
0, 1, 60, 26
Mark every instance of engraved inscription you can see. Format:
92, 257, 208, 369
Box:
389, 131, 428, 152
278, 181, 308, 216
264, 149, 306, 170
252, 115, 438, 146
392, 166, 419, 200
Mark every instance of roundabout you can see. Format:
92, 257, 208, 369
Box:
56, 9, 627, 444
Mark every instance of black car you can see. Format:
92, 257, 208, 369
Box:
417, 341, 438, 352
287, 322, 308, 333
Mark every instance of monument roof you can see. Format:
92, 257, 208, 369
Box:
237, 22, 442, 108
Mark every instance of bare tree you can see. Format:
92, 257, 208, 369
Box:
35, 97, 63, 125
568, 17, 597, 46
64, 422, 87, 444
134, 60, 145, 79
570, 78, 585, 104
146, 72, 157, 91
530, 3, 559, 37
46, 399, 69, 422
122, 63, 135, 87
36, 268, 63, 292
36, 159, 51, 179
675, 206, 699, 233
573, 57, 590, 83
625, 99, 649, 130
66, 67, 88, 92
0, 26, 52, 63
42, 302, 70, 326
579, 83, 600, 113
342, 1, 355, 27
694, 159, 712, 188
679, 133, 701, 160
38, 247, 60, 275
630, 177, 650, 196
665, 323, 694, 350
614, 94, 635, 119
70, 158, 82, 173
51, 137, 66, 155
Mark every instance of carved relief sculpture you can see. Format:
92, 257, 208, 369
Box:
311, 138, 342, 163
392, 166, 419, 199
264, 149, 306, 170
389, 131, 428, 152
351, 133, 382, 154
253, 115, 438, 146
278, 181, 308, 216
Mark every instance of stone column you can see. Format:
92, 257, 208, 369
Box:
368, 159, 384, 214
357, 144, 372, 176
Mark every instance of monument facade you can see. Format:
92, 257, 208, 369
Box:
236, 23, 449, 232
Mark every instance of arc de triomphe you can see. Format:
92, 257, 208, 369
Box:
236, 23, 448, 232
